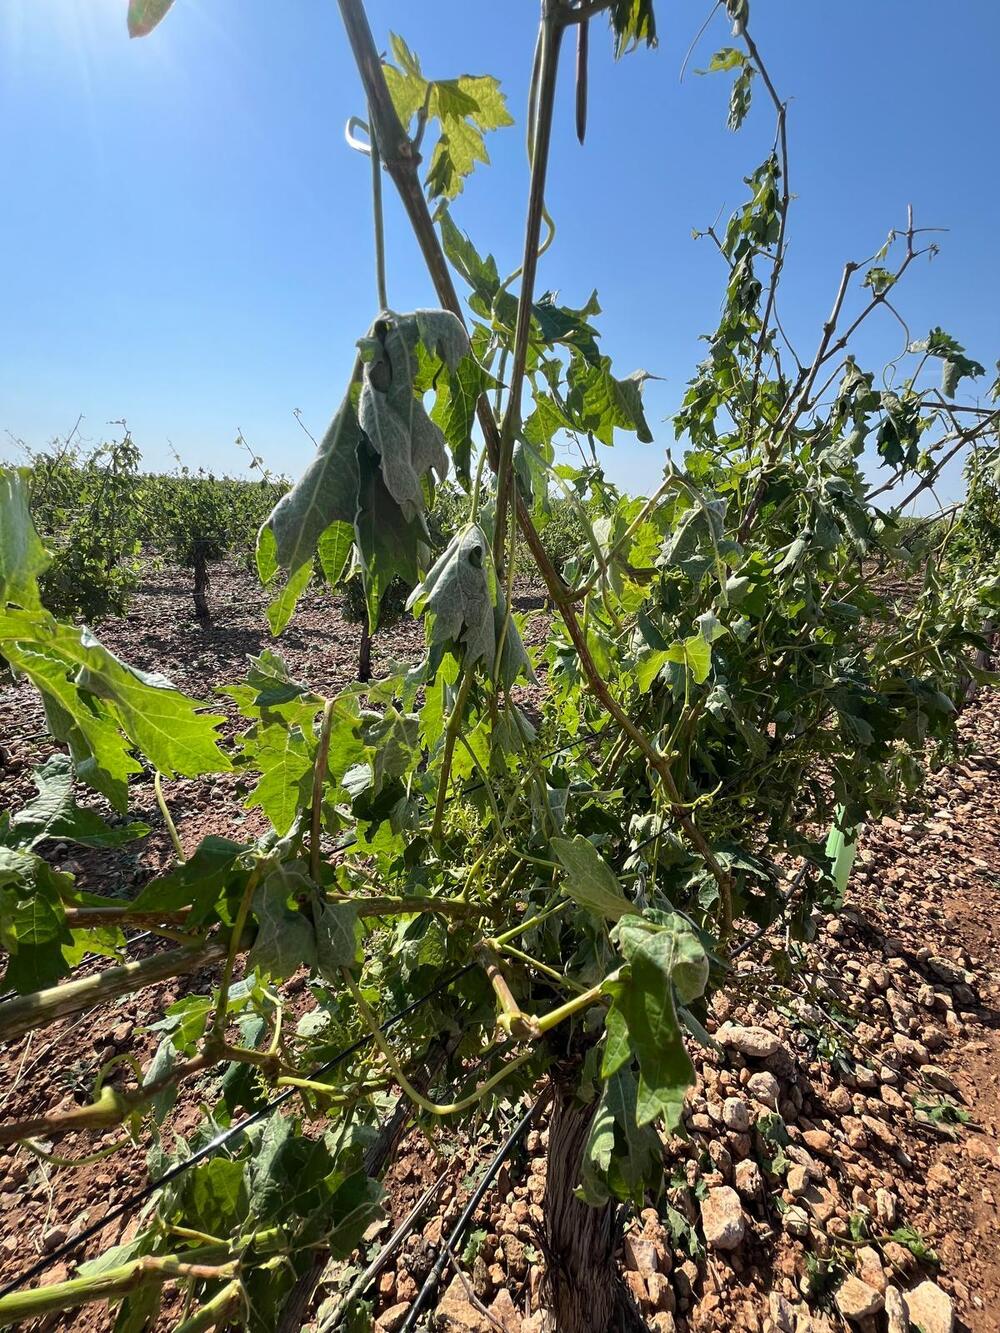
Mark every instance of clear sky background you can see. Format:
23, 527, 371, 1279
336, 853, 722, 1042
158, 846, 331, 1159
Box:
2, 1, 998, 508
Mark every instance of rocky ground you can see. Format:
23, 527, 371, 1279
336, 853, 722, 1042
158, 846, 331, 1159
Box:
352, 692, 998, 1333
0, 561, 998, 1333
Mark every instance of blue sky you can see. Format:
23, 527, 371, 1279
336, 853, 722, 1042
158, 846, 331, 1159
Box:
1, 1, 997, 508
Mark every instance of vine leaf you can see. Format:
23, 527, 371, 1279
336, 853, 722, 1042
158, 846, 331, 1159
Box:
577, 1068, 663, 1206
69, 627, 231, 779
408, 525, 495, 670
249, 864, 317, 980
127, 0, 175, 38
258, 389, 362, 587
11, 754, 149, 848
566, 356, 654, 445
552, 835, 630, 920
610, 0, 658, 57
407, 524, 534, 685
636, 628, 714, 691
606, 912, 709, 1128
359, 317, 452, 520
266, 562, 313, 638
317, 521, 355, 589
314, 900, 360, 976
0, 468, 48, 609
383, 35, 514, 201
0, 610, 229, 805
0, 850, 73, 992
133, 837, 249, 923
354, 443, 430, 632
910, 327, 986, 400
241, 722, 314, 838
258, 311, 473, 633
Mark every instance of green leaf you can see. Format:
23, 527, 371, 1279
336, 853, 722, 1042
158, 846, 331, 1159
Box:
249, 863, 317, 980
609, 0, 658, 57
127, 0, 175, 37
266, 560, 313, 638
314, 900, 359, 978
384, 39, 513, 202
69, 626, 230, 779
408, 524, 495, 671
354, 446, 429, 632
112, 1281, 161, 1333
607, 912, 708, 1128
636, 647, 669, 693
242, 722, 313, 837
577, 1069, 663, 1207
566, 356, 654, 446
1, 639, 139, 810
0, 613, 229, 783
13, 755, 149, 849
133, 837, 248, 920
141, 1036, 181, 1122
358, 314, 457, 520
260, 389, 362, 581
172, 1158, 249, 1238
0, 856, 73, 993
698, 48, 744, 74
430, 357, 489, 490
0, 468, 49, 608
317, 521, 355, 588
552, 835, 630, 921
674, 633, 712, 685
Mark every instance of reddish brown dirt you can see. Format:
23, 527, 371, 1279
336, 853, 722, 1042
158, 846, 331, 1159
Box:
1, 560, 998, 1333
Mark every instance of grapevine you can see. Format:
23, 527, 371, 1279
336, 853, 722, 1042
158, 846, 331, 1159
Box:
0, 2, 997, 1331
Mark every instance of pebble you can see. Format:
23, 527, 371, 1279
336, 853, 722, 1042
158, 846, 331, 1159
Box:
746, 1070, 780, 1107
902, 1280, 954, 1333
884, 1284, 908, 1333
623, 1235, 659, 1276
722, 1096, 752, 1132
782, 1205, 810, 1238
834, 1275, 884, 1321
856, 1245, 887, 1294
717, 1024, 786, 1060
699, 1186, 744, 1251
733, 1159, 762, 1199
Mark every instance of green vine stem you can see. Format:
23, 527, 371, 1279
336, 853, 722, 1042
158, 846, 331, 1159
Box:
344, 969, 534, 1116
0, 939, 228, 1047
154, 770, 185, 863
0, 1232, 287, 1326
174, 1277, 245, 1333
209, 858, 268, 1045
431, 667, 473, 842
369, 105, 389, 310
493, 2, 564, 563
311, 698, 337, 881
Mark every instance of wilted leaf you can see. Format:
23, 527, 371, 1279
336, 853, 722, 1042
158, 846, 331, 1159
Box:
552, 835, 630, 920
607, 912, 708, 1128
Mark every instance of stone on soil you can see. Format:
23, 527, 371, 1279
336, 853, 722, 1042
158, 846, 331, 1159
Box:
699, 1185, 744, 1251
834, 1275, 884, 1321
717, 1024, 785, 1059
884, 1285, 908, 1333
902, 1280, 954, 1333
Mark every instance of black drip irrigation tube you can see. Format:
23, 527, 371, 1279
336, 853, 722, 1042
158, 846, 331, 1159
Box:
0, 961, 476, 1300
398, 1091, 548, 1333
